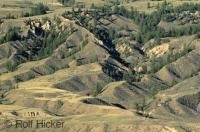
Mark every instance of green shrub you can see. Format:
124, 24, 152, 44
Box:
30, 3, 49, 16
21, 12, 31, 17
37, 29, 69, 59
6, 61, 18, 72
0, 27, 21, 44
58, 0, 75, 6
5, 13, 16, 19
135, 97, 149, 112
92, 83, 102, 97
196, 33, 200, 39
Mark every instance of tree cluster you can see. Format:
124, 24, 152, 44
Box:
0, 27, 21, 44
31, 3, 49, 16
112, 2, 200, 43
58, 0, 75, 6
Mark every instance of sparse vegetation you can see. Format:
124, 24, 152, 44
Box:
149, 45, 194, 73
37, 29, 69, 59
135, 97, 153, 118
123, 70, 136, 83
135, 97, 149, 112
5, 13, 16, 19
178, 93, 200, 111
0, 27, 21, 44
58, 0, 75, 6
6, 61, 18, 72
92, 83, 102, 97
112, 3, 200, 43
196, 32, 200, 39
31, 3, 49, 15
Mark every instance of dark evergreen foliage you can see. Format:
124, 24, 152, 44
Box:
0, 27, 21, 44
95, 3, 200, 43
30, 3, 49, 16
57, 0, 75, 6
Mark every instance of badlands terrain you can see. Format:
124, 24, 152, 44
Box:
0, 0, 200, 132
